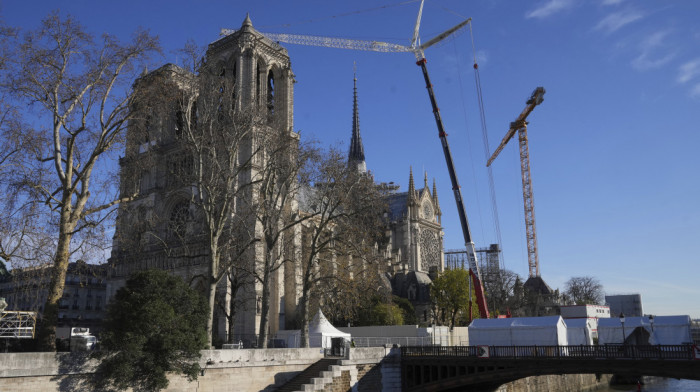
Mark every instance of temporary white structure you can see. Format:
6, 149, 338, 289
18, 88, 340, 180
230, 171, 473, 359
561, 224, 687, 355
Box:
650, 315, 693, 345
597, 315, 692, 345
468, 316, 568, 346
565, 318, 596, 345
275, 310, 351, 349
308, 309, 351, 348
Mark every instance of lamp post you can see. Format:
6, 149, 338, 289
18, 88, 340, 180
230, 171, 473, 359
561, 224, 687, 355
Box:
619, 313, 626, 345
649, 314, 654, 333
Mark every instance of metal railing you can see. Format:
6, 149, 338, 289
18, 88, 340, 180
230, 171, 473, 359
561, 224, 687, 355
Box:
401, 344, 697, 360
351, 336, 434, 348
0, 311, 37, 338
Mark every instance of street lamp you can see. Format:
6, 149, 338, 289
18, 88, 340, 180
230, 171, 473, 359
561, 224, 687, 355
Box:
619, 313, 626, 345
649, 314, 655, 333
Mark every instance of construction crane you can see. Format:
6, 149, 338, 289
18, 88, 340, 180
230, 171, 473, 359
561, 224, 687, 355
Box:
221, 1, 490, 318
486, 87, 545, 278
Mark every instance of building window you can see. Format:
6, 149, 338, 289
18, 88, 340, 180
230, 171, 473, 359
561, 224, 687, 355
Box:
267, 69, 275, 115
169, 201, 191, 239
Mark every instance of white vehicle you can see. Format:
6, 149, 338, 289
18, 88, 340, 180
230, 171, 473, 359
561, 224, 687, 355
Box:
69, 327, 97, 351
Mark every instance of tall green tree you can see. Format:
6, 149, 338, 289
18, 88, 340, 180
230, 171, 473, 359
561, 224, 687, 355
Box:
93, 269, 208, 392
431, 268, 480, 328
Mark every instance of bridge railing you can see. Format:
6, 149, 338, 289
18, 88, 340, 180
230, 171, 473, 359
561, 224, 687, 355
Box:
401, 344, 695, 360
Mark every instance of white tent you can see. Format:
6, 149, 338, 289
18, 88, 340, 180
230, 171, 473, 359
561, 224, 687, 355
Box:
565, 318, 596, 345
597, 315, 692, 345
308, 309, 351, 348
650, 315, 693, 345
468, 316, 568, 346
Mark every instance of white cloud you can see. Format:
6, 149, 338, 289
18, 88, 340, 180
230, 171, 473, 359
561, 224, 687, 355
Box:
691, 83, 700, 98
525, 0, 574, 19
594, 10, 644, 33
677, 58, 700, 84
631, 31, 676, 71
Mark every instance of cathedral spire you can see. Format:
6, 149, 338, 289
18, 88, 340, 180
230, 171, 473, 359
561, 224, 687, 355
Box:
241, 13, 253, 31
424, 171, 429, 191
348, 64, 367, 174
432, 178, 441, 215
408, 166, 416, 202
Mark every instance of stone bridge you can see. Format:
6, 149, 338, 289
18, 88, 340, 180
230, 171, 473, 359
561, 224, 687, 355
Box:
401, 345, 700, 391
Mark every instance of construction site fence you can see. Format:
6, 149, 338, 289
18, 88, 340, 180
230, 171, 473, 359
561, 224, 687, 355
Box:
401, 344, 698, 360
224, 334, 437, 349
351, 336, 435, 348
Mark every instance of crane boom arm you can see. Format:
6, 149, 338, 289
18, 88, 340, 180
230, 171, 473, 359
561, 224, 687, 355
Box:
221, 29, 414, 53
221, 18, 470, 58
486, 87, 545, 167
416, 58, 489, 319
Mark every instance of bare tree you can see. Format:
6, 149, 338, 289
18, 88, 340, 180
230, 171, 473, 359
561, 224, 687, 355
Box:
5, 12, 159, 350
564, 276, 604, 305
244, 128, 319, 348
296, 148, 387, 347
173, 49, 263, 346
216, 266, 249, 344
481, 268, 522, 316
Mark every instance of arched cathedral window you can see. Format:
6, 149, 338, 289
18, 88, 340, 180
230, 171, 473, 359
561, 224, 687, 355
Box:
420, 229, 440, 271
267, 69, 275, 115
232, 63, 237, 109
169, 201, 191, 239
256, 63, 262, 108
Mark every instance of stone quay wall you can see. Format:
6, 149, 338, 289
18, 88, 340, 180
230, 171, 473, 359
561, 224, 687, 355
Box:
0, 348, 323, 392
0, 347, 611, 392
496, 373, 613, 392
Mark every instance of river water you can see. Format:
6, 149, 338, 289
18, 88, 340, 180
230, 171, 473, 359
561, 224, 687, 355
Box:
598, 379, 700, 391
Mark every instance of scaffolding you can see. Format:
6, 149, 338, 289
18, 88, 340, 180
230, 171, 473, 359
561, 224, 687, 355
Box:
0, 311, 37, 338
445, 244, 501, 281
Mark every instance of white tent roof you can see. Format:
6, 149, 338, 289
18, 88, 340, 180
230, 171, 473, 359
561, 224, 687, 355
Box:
598, 315, 692, 345
469, 316, 568, 346
309, 310, 351, 337
307, 310, 350, 348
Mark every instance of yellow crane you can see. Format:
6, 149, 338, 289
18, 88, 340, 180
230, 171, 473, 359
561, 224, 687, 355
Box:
487, 87, 545, 278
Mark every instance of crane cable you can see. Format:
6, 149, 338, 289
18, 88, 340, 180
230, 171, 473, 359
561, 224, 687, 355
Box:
451, 39, 486, 254
468, 21, 507, 271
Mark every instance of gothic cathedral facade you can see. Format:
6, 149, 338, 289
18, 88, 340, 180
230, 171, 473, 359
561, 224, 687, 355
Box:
109, 15, 446, 344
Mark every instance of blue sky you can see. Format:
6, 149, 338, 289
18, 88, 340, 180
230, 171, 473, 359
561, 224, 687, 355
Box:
4, 0, 699, 318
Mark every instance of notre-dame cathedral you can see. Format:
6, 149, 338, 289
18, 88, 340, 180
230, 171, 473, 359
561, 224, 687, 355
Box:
108, 15, 444, 342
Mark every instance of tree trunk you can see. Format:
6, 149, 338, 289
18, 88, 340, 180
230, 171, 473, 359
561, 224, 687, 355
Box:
257, 263, 271, 348
206, 276, 217, 348
227, 272, 238, 344
37, 230, 73, 351
299, 284, 310, 348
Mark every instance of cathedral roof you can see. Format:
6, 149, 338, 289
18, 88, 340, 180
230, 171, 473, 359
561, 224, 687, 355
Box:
384, 188, 430, 220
